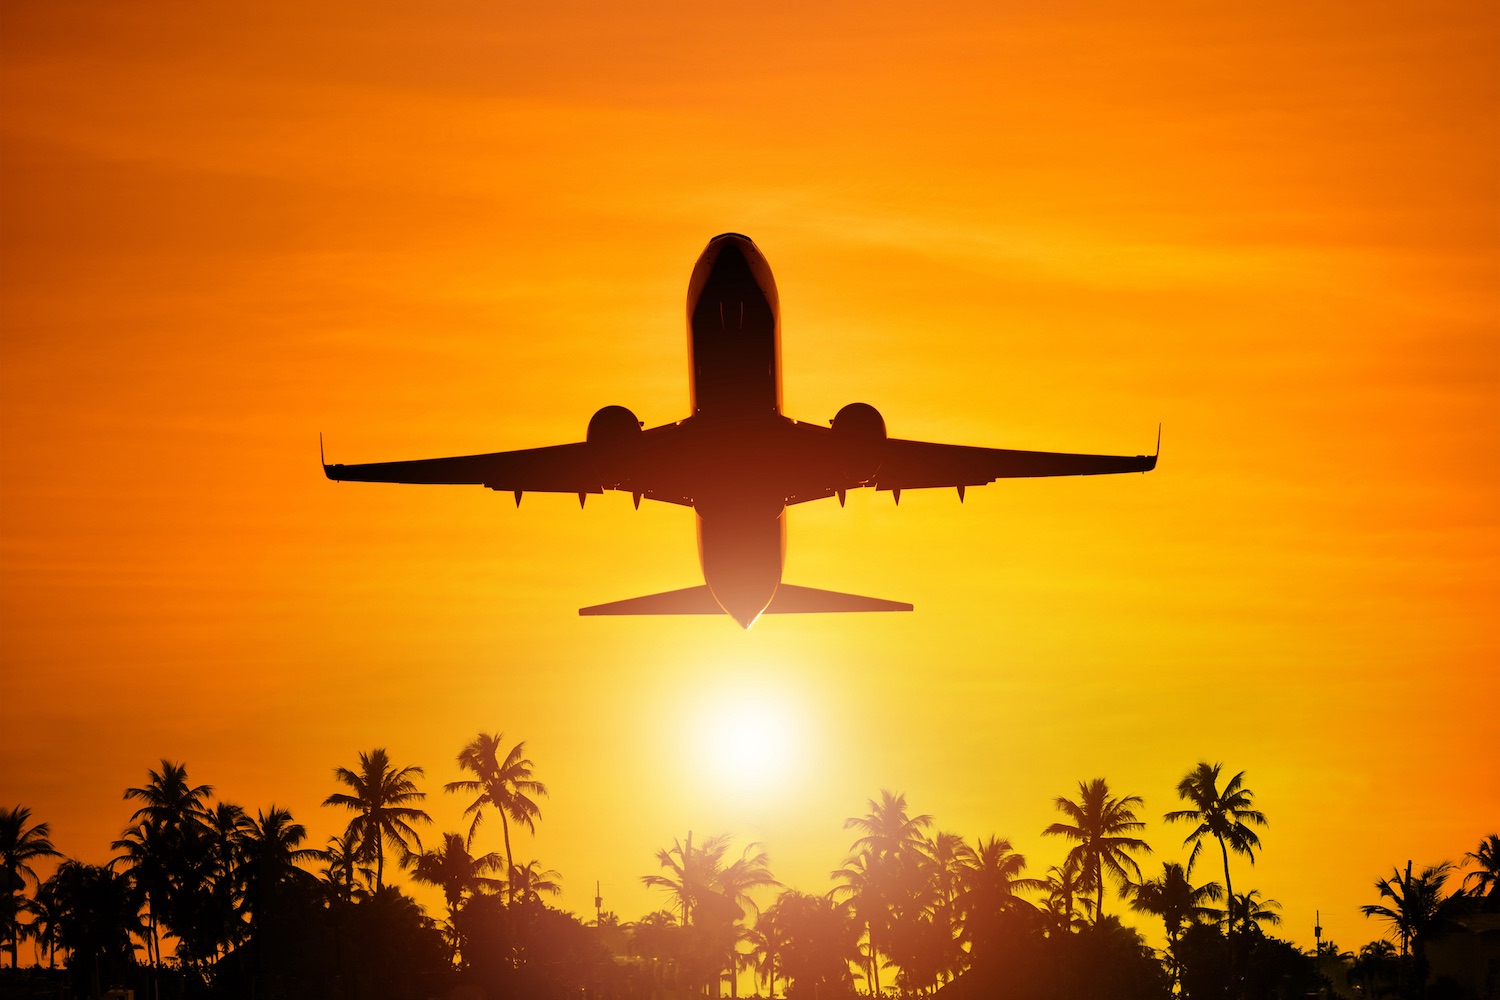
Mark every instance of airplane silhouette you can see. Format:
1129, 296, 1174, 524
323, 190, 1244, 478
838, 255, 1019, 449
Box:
325, 233, 1158, 627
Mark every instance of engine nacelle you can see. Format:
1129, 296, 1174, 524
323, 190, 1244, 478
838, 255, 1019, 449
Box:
587, 405, 643, 448
587, 406, 642, 490
831, 402, 886, 484
831, 402, 887, 443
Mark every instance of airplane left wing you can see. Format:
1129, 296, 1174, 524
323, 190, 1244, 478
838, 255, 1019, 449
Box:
874, 435, 1157, 491
324, 442, 603, 496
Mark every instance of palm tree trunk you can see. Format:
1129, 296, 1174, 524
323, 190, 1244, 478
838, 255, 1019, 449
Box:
1218, 836, 1236, 997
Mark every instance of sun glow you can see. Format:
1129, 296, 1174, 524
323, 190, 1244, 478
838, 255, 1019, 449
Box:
681, 672, 812, 798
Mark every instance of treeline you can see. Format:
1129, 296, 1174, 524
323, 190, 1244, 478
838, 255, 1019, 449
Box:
1, 743, 1496, 1000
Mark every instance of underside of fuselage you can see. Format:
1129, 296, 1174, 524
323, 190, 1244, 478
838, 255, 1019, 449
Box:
685, 233, 790, 626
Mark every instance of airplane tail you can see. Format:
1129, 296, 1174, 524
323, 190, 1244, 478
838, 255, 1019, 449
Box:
579, 584, 911, 617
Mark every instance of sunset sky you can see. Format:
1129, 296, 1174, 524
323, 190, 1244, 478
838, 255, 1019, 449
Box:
2, 0, 1496, 960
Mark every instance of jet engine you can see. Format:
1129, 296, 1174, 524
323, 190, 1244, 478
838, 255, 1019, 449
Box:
587, 406, 642, 489
587, 405, 643, 447
831, 402, 886, 483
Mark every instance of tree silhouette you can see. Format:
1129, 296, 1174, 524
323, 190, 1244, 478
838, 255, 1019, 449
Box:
1226, 889, 1281, 939
444, 732, 547, 907
956, 835, 1041, 969
1462, 833, 1499, 901
1361, 861, 1455, 966
323, 748, 430, 892
39, 861, 138, 997
0, 805, 63, 970
835, 790, 931, 996
1042, 778, 1151, 924
410, 831, 504, 966
1163, 763, 1267, 934
113, 760, 215, 970
1130, 861, 1222, 945
1040, 861, 1091, 936
508, 859, 563, 908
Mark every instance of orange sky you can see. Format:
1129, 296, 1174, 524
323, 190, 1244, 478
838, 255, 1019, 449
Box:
3, 0, 1497, 958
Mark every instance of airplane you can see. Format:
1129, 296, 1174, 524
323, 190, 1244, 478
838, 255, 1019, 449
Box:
324, 233, 1158, 628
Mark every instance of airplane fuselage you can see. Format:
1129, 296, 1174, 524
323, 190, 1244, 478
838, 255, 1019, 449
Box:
685, 233, 791, 626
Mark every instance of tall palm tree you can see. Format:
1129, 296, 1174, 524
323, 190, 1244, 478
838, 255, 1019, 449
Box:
1042, 778, 1151, 923
837, 790, 931, 996
1163, 762, 1267, 933
1462, 833, 1499, 900
444, 732, 547, 906
113, 760, 215, 971
323, 748, 430, 892
712, 843, 779, 1000
0, 805, 63, 970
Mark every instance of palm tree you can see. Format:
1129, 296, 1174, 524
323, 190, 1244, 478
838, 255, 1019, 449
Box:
836, 790, 931, 996
642, 832, 732, 928
956, 836, 1042, 976
316, 830, 373, 903
1462, 833, 1499, 900
711, 843, 779, 999
508, 859, 563, 907
113, 760, 215, 971
1042, 778, 1151, 923
0, 806, 63, 970
40, 861, 139, 997
1163, 763, 1267, 933
1361, 861, 1456, 963
1129, 861, 1222, 948
444, 732, 547, 906
323, 748, 430, 892
238, 806, 320, 929
1226, 889, 1281, 939
409, 831, 504, 965
1042, 861, 1091, 935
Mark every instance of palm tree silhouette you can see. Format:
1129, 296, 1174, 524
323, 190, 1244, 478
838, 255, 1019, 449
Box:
508, 859, 563, 908
323, 748, 430, 892
315, 830, 373, 903
1130, 861, 1222, 991
1042, 861, 1091, 935
113, 760, 214, 971
1361, 861, 1456, 963
642, 832, 732, 928
1462, 833, 1499, 900
1129, 861, 1222, 947
0, 805, 63, 970
1226, 889, 1281, 938
1042, 778, 1150, 924
1163, 763, 1267, 935
836, 790, 931, 996
410, 831, 504, 965
444, 732, 547, 907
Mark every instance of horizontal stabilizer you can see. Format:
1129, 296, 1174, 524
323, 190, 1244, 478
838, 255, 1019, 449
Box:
580, 586, 724, 616
765, 584, 912, 614
579, 583, 912, 617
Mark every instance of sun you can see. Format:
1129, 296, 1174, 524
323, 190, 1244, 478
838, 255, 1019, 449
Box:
685, 686, 806, 795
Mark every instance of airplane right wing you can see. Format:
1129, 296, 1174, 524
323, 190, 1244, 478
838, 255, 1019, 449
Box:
874, 435, 1158, 491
